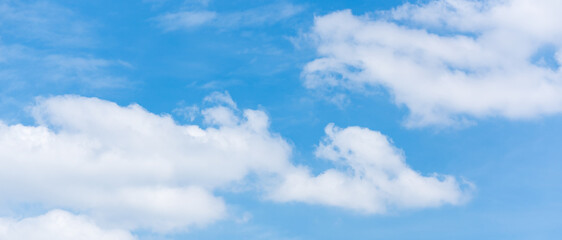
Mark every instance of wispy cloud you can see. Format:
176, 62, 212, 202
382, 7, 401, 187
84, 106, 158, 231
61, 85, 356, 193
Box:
0, 0, 128, 88
0, 42, 130, 91
0, 0, 94, 47
0, 0, 131, 119
44, 55, 131, 88
154, 2, 305, 31
156, 10, 217, 31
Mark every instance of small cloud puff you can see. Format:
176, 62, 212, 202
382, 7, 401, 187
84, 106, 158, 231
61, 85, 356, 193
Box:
269, 124, 472, 213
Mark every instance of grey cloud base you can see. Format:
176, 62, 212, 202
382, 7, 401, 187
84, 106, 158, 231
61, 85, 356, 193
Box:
0, 94, 470, 237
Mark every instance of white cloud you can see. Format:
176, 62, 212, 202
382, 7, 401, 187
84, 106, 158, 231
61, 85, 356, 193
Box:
269, 124, 471, 213
303, 0, 562, 127
0, 95, 292, 232
154, 2, 304, 31
173, 104, 200, 121
0, 94, 471, 235
0, 210, 135, 240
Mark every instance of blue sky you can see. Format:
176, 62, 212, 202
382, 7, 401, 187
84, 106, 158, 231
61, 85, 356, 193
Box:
1, 0, 562, 239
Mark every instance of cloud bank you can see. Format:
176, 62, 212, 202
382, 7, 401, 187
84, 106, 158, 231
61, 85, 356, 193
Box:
303, 0, 562, 127
0, 94, 291, 232
0, 94, 469, 236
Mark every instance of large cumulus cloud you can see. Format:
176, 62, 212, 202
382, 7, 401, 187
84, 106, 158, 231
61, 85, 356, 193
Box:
303, 0, 562, 127
0, 93, 470, 237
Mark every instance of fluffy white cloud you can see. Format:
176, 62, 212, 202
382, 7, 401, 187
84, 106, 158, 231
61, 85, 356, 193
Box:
0, 210, 135, 240
303, 0, 562, 127
0, 94, 291, 232
270, 124, 471, 213
0, 93, 471, 236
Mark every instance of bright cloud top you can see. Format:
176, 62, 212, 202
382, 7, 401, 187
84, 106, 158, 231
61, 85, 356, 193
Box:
0, 94, 469, 235
0, 94, 292, 232
303, 0, 562, 127
270, 124, 471, 213
0, 210, 135, 240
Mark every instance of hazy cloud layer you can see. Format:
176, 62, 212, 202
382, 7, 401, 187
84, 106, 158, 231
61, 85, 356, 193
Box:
303, 0, 562, 127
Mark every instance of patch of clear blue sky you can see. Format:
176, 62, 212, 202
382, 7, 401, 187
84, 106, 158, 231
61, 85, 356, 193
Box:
1, 0, 561, 239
